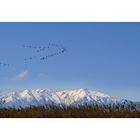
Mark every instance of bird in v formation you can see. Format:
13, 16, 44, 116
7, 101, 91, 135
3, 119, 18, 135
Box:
0, 43, 66, 68
23, 43, 66, 62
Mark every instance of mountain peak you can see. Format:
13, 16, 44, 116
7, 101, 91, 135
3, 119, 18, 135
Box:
93, 92, 111, 98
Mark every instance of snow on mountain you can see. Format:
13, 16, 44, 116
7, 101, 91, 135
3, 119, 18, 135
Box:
0, 88, 139, 109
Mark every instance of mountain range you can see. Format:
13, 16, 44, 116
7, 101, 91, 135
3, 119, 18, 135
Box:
0, 88, 140, 110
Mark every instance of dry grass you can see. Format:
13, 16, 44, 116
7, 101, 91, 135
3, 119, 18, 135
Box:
0, 105, 140, 118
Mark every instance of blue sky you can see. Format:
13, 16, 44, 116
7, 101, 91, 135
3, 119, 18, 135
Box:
0, 22, 140, 100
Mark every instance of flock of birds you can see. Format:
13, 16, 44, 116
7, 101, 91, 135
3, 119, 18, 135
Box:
0, 42, 67, 68
22, 43, 66, 62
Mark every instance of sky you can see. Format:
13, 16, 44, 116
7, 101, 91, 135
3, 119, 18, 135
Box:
0, 22, 140, 101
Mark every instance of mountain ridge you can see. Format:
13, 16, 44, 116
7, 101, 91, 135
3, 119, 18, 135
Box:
0, 88, 140, 110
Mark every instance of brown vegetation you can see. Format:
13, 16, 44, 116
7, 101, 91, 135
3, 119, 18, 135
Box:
0, 105, 140, 118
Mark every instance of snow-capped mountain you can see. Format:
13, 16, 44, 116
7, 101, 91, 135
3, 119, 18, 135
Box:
0, 88, 140, 110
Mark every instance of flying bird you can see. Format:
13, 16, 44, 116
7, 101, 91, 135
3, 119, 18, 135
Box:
0, 61, 10, 68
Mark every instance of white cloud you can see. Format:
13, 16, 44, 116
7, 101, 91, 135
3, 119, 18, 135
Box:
13, 70, 28, 80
